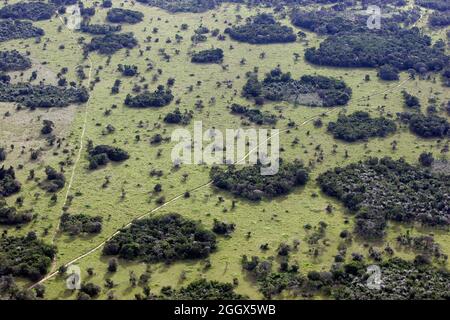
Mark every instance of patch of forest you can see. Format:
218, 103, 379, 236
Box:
80, 23, 121, 35
106, 8, 143, 24
60, 213, 102, 235
0, 2, 55, 21
103, 213, 217, 263
0, 19, 44, 42
243, 68, 352, 107
225, 13, 296, 44
191, 48, 224, 64
0, 199, 32, 225
416, 0, 450, 11
88, 144, 129, 170
0, 50, 31, 72
125, 85, 174, 108
85, 33, 138, 55
0, 82, 89, 108
164, 108, 193, 125
159, 279, 245, 300
210, 160, 309, 201
317, 157, 450, 239
0, 166, 21, 197
327, 111, 397, 142
398, 112, 450, 138
230, 103, 277, 125
0, 232, 56, 280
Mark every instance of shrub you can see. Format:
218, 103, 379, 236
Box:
60, 213, 102, 235
191, 48, 224, 63
85, 33, 138, 55
125, 85, 174, 108
0, 166, 21, 197
0, 199, 33, 225
0, 50, 31, 72
39, 166, 65, 193
159, 279, 245, 300
106, 8, 143, 24
163, 108, 193, 125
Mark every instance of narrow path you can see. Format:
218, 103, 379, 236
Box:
30, 75, 411, 288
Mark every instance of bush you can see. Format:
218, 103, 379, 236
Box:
0, 199, 33, 225
85, 33, 138, 55
191, 48, 224, 63
0, 50, 31, 72
39, 166, 65, 192
80, 23, 121, 35
163, 108, 193, 125
60, 213, 102, 235
212, 219, 235, 235
88, 145, 129, 169
103, 213, 217, 263
106, 8, 143, 24
210, 160, 309, 201
402, 91, 420, 108
125, 85, 174, 108
159, 279, 245, 300
0, 166, 21, 197
327, 111, 397, 142
230, 104, 277, 125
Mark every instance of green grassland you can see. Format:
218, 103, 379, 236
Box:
0, 0, 448, 299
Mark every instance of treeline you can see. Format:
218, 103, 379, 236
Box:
88, 145, 129, 170
0, 50, 31, 72
0, 199, 32, 225
0, 166, 21, 197
225, 13, 296, 44
60, 213, 102, 235
125, 85, 174, 108
103, 213, 217, 263
0, 83, 89, 108
0, 2, 55, 21
106, 8, 143, 24
243, 68, 352, 107
0, 19, 44, 42
80, 23, 121, 35
230, 103, 277, 125
317, 157, 450, 239
0, 232, 56, 280
191, 48, 224, 64
85, 33, 138, 55
327, 111, 397, 142
159, 279, 245, 300
210, 160, 309, 201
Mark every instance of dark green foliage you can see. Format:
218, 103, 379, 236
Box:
160, 279, 245, 300
0, 148, 5, 162
243, 68, 352, 107
191, 48, 223, 63
163, 108, 193, 125
317, 157, 450, 239
136, 0, 222, 13
118, 64, 138, 77
378, 64, 399, 81
402, 91, 420, 108
106, 8, 143, 24
331, 258, 450, 299
0, 50, 31, 72
212, 219, 235, 235
85, 33, 138, 55
305, 29, 448, 76
210, 160, 309, 201
103, 213, 217, 263
0, 233, 56, 280
0, 2, 55, 21
88, 145, 129, 169
0, 199, 32, 225
125, 85, 174, 108
225, 14, 296, 44
80, 23, 121, 35
39, 166, 65, 193
0, 275, 37, 300
230, 103, 277, 125
416, 0, 450, 11
80, 282, 101, 297
406, 113, 450, 138
41, 120, 54, 135
428, 10, 450, 27
396, 233, 446, 262
0, 82, 88, 108
49, 0, 77, 5
60, 213, 102, 235
0, 19, 44, 42
0, 166, 21, 197
327, 111, 397, 142
419, 152, 434, 167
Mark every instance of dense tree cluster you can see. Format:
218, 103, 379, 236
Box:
125, 85, 174, 108
212, 219, 235, 235
0, 199, 32, 225
60, 213, 102, 235
39, 166, 65, 193
160, 279, 245, 300
210, 160, 309, 201
85, 33, 138, 55
103, 213, 217, 263
0, 232, 56, 280
0, 82, 88, 108
416, 0, 450, 11
428, 10, 450, 27
230, 103, 277, 125
399, 112, 450, 138
0, 2, 55, 21
0, 19, 44, 42
136, 0, 222, 13
191, 48, 224, 64
80, 23, 121, 35
106, 8, 143, 24
331, 258, 450, 299
317, 157, 450, 239
327, 111, 397, 142
163, 108, 193, 125
402, 91, 420, 109
0, 166, 21, 197
305, 28, 448, 79
0, 275, 38, 300
118, 64, 138, 77
88, 145, 129, 170
396, 233, 447, 263
243, 68, 352, 107
0, 50, 31, 72
225, 14, 296, 44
